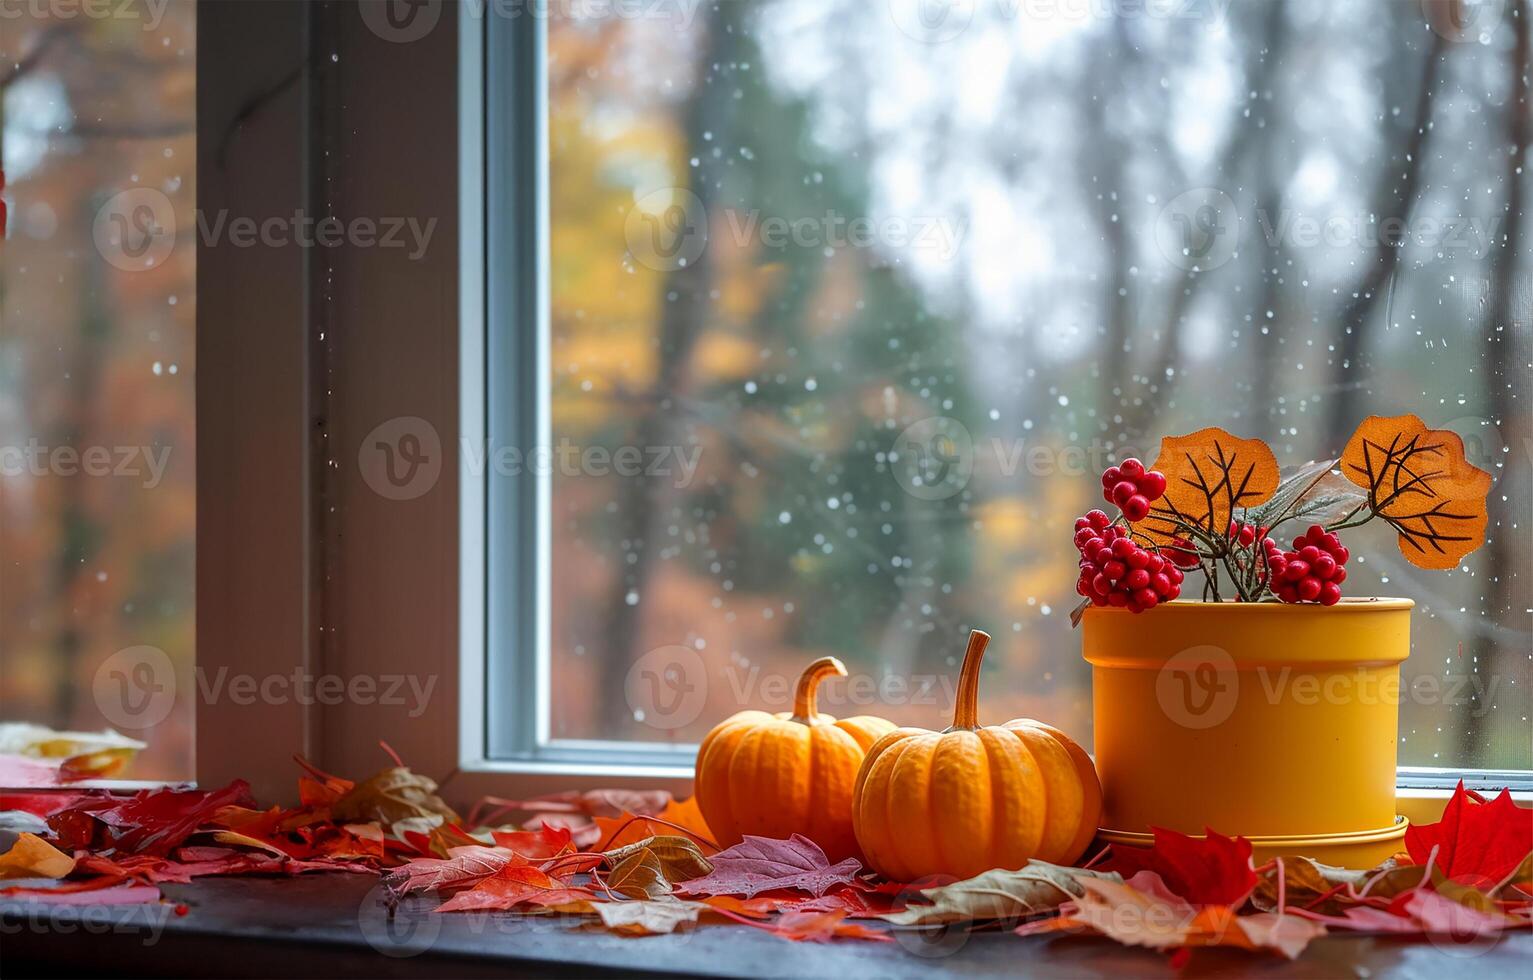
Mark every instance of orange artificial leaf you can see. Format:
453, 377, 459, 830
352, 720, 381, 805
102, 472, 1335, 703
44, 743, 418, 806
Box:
1144, 428, 1279, 542
1341, 414, 1492, 569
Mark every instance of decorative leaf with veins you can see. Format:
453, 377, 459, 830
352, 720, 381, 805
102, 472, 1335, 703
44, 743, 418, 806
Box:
1341, 414, 1491, 569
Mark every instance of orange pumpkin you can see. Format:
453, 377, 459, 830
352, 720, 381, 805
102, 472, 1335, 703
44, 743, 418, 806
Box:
852, 630, 1102, 881
695, 657, 895, 862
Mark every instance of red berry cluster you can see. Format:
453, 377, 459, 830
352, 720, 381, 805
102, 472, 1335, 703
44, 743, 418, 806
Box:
1100, 458, 1167, 523
1163, 537, 1201, 569
1227, 519, 1268, 548
1074, 510, 1184, 613
1267, 524, 1349, 605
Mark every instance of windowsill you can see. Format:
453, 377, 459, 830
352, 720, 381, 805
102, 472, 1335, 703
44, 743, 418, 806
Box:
5, 874, 1530, 978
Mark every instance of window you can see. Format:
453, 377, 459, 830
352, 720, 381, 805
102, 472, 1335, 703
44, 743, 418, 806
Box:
1, 1, 196, 781
478, 0, 1530, 779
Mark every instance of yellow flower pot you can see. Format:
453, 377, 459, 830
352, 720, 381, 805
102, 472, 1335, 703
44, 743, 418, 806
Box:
1083, 598, 1412, 868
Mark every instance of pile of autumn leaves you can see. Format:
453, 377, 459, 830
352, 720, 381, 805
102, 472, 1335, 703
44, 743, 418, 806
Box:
2, 756, 1529, 962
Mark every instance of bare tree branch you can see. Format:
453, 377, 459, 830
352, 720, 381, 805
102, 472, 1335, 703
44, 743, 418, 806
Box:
1323, 25, 1452, 448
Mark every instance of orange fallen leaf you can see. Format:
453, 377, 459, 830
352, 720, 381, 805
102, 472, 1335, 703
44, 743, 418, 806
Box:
658, 796, 714, 842
770, 908, 891, 943
435, 865, 595, 913
385, 845, 520, 897
594, 811, 715, 853
0, 832, 75, 880
702, 894, 782, 918
490, 824, 575, 860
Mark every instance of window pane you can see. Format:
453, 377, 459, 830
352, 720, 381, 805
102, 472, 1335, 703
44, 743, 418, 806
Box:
1, 3, 196, 779
540, 1, 1529, 769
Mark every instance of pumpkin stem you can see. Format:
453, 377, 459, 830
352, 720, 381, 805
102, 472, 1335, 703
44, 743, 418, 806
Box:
948, 629, 991, 731
790, 656, 847, 723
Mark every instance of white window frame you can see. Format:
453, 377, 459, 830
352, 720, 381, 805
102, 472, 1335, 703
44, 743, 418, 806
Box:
466, 4, 696, 780
190, 1, 1525, 811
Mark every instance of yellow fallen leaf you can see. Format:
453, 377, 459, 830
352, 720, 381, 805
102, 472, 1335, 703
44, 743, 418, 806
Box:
0, 833, 75, 880
330, 767, 458, 828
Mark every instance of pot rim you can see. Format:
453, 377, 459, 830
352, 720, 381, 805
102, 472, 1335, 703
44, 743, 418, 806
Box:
1086, 596, 1414, 614
1081, 596, 1413, 667
1096, 815, 1409, 849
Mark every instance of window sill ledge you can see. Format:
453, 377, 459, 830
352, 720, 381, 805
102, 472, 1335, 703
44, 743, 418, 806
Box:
5, 874, 1531, 978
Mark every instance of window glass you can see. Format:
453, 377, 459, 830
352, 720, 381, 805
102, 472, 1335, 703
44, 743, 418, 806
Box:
1, 1, 196, 779
539, 0, 1528, 768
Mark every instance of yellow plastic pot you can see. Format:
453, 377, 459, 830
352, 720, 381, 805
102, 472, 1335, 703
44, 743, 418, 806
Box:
1083, 598, 1412, 868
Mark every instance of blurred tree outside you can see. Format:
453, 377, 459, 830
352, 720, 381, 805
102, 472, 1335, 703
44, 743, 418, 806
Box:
0, 0, 1526, 779
1, 4, 196, 779
544, 0, 1531, 769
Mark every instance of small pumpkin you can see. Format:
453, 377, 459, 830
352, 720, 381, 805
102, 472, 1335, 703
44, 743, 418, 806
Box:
695, 656, 896, 862
852, 629, 1102, 881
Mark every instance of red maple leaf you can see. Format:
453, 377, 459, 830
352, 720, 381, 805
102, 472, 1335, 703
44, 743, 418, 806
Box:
383, 846, 521, 898
46, 781, 255, 857
1405, 782, 1533, 886
489, 824, 574, 860
1099, 827, 1256, 906
434, 865, 595, 913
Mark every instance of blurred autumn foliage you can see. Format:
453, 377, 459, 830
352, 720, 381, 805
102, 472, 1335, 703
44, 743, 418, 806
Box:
1, 1, 1528, 779
1, 5, 196, 778
539, 3, 1531, 770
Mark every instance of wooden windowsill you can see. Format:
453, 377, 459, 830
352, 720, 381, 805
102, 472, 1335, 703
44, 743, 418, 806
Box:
4, 874, 1529, 978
